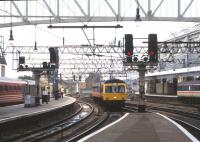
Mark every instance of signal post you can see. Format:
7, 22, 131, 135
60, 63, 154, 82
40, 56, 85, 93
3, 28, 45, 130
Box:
138, 64, 146, 112
123, 34, 158, 112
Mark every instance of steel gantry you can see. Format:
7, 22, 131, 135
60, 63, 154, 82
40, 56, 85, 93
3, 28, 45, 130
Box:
0, 0, 200, 28
4, 44, 134, 79
158, 24, 200, 71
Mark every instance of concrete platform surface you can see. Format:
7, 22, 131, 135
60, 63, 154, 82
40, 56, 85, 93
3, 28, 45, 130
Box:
0, 96, 76, 124
79, 113, 198, 142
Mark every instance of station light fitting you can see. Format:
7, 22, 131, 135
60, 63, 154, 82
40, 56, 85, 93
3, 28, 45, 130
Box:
9, 29, 14, 41
135, 7, 141, 21
34, 41, 37, 50
9, 1, 14, 41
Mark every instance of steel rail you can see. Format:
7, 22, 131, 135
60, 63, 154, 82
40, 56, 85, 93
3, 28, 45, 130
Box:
3, 102, 92, 142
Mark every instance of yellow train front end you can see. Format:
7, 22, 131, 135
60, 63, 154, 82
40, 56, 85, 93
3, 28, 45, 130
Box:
102, 81, 127, 106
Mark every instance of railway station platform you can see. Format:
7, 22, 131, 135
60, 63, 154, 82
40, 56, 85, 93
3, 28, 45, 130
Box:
78, 113, 198, 142
0, 96, 76, 124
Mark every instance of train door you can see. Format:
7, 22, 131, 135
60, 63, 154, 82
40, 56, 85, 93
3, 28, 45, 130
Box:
162, 78, 166, 95
173, 78, 177, 95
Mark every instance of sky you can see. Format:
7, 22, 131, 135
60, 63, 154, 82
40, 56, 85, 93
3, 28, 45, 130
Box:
0, 21, 196, 79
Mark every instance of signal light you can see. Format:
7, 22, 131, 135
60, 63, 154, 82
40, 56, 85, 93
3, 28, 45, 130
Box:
133, 56, 138, 62
127, 57, 132, 62
127, 51, 133, 56
19, 56, 25, 64
149, 51, 155, 56
125, 34, 133, 62
148, 34, 158, 62
125, 34, 133, 55
49, 47, 59, 63
143, 56, 148, 62
43, 62, 48, 69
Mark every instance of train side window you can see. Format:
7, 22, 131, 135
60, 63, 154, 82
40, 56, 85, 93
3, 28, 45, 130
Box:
177, 86, 182, 91
92, 86, 99, 92
191, 85, 200, 91
9, 86, 13, 90
178, 85, 188, 91
5, 86, 8, 91
186, 86, 189, 91
16, 86, 21, 90
1, 86, 5, 91
0, 86, 3, 91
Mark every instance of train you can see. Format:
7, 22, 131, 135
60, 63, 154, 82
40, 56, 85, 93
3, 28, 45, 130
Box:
0, 77, 36, 106
177, 81, 200, 103
177, 81, 200, 97
91, 79, 128, 106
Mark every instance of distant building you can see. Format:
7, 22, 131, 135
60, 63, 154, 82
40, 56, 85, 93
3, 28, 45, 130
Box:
79, 82, 86, 90
85, 73, 101, 89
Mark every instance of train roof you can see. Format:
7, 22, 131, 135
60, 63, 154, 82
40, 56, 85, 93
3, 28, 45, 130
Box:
146, 66, 200, 77
0, 77, 26, 84
104, 79, 125, 84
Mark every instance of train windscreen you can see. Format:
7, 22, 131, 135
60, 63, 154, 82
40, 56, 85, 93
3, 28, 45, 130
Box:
105, 85, 125, 93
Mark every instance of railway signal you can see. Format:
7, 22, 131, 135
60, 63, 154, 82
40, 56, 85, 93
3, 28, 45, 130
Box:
125, 34, 133, 62
49, 47, 58, 63
43, 62, 48, 69
19, 56, 25, 64
148, 34, 158, 62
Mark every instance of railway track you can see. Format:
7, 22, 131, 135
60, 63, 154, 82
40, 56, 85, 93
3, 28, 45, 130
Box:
61, 97, 127, 142
121, 105, 138, 112
2, 102, 95, 142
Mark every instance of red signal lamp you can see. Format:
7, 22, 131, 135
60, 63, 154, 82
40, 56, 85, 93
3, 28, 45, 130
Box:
127, 51, 133, 56
149, 51, 155, 56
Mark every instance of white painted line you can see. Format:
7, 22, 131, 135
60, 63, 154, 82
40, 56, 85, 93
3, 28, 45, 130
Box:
157, 113, 199, 142
77, 113, 129, 142
145, 94, 177, 98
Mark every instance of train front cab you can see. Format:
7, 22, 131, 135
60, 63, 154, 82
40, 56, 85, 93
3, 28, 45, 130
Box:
102, 83, 127, 106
